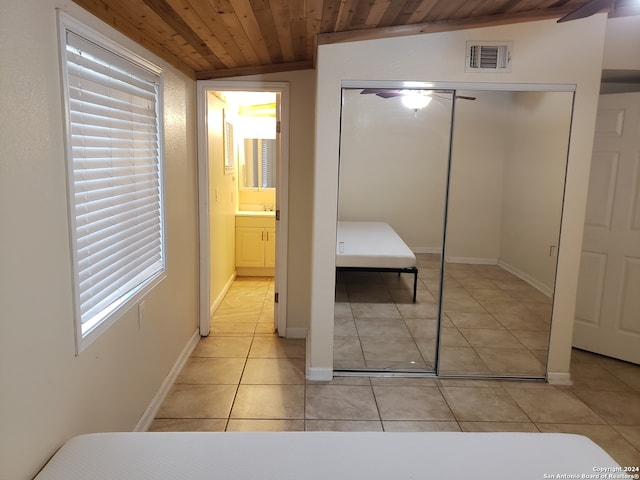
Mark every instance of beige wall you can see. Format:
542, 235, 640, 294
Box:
310, 16, 607, 380
0, 2, 199, 479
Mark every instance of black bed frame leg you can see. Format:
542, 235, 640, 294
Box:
413, 271, 417, 303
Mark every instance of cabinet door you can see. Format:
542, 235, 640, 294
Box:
236, 227, 265, 267
264, 227, 276, 268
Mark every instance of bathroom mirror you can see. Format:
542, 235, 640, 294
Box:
240, 138, 276, 188
223, 93, 277, 190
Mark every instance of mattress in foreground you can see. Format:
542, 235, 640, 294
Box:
34, 431, 620, 480
336, 221, 416, 269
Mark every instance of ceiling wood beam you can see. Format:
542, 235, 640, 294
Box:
393, 0, 433, 25
365, 0, 394, 27
249, 0, 284, 63
377, 0, 412, 27
71, 0, 196, 79
269, 0, 296, 62
318, 5, 582, 45
196, 60, 314, 80
229, 0, 273, 64
141, 0, 226, 69
306, 0, 324, 65
350, 0, 375, 28
206, 0, 259, 66
165, 0, 238, 68
334, 0, 359, 31
320, 0, 342, 33
405, 0, 439, 23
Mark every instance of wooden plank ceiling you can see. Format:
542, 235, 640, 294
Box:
71, 0, 637, 80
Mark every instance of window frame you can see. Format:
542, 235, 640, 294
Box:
57, 11, 166, 354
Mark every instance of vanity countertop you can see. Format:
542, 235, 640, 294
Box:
235, 210, 275, 217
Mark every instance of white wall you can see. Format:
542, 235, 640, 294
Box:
447, 90, 507, 261
0, 2, 199, 479
499, 91, 573, 294
337, 90, 451, 250
603, 16, 640, 70
449, 89, 573, 292
310, 16, 606, 381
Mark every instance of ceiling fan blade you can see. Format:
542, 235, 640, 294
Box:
359, 88, 403, 98
557, 0, 614, 22
361, 89, 477, 101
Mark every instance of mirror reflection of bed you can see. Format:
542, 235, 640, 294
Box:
335, 86, 573, 378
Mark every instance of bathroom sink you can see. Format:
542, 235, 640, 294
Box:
237, 204, 275, 216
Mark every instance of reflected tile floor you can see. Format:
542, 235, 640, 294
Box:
334, 254, 551, 375
150, 277, 640, 466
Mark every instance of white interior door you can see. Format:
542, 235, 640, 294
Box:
574, 92, 640, 364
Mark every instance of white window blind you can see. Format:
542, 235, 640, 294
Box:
261, 139, 276, 188
261, 139, 269, 188
61, 24, 164, 346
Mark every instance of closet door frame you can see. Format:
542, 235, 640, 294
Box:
332, 81, 576, 379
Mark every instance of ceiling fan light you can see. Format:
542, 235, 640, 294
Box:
401, 92, 432, 110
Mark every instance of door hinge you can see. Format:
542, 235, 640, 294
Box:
276, 209, 280, 221
274, 292, 279, 303
276, 121, 281, 133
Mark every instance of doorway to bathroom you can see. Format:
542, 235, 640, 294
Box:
197, 81, 289, 338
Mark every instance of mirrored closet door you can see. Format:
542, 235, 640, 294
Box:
439, 89, 573, 378
334, 84, 575, 379
334, 86, 454, 373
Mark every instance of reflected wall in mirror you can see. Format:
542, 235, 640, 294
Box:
334, 87, 454, 373
440, 90, 574, 378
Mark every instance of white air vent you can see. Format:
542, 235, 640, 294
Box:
465, 41, 512, 73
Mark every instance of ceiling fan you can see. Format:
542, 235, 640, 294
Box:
359, 88, 476, 101
557, 0, 615, 23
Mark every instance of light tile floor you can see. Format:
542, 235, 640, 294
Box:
150, 277, 640, 466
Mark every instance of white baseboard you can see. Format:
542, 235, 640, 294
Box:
134, 329, 200, 432
306, 366, 333, 381
498, 260, 553, 298
286, 327, 308, 338
445, 256, 498, 265
210, 272, 237, 318
547, 371, 572, 385
411, 246, 441, 254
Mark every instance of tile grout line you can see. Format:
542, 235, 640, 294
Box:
224, 335, 255, 430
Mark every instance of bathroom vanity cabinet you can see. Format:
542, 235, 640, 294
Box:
235, 214, 275, 275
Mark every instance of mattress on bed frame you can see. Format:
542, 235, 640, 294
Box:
336, 221, 416, 269
33, 431, 619, 480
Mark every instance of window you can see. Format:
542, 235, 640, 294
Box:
58, 13, 165, 352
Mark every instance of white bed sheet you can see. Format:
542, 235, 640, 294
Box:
34, 432, 619, 480
336, 221, 416, 269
